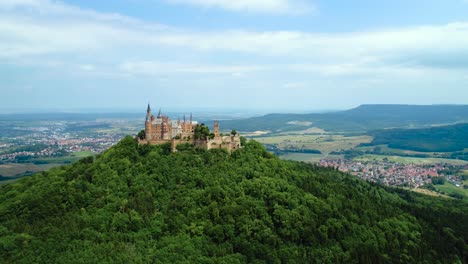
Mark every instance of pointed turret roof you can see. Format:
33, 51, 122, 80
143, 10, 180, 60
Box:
147, 103, 151, 112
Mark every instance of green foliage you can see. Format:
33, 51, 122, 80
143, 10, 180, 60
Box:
370, 123, 468, 152
194, 124, 210, 140
0, 135, 467, 263
240, 136, 247, 146
176, 143, 195, 152
137, 129, 145, 140
432, 176, 446, 185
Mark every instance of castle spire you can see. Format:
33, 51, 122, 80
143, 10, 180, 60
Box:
157, 108, 162, 118
190, 113, 193, 123
146, 103, 151, 122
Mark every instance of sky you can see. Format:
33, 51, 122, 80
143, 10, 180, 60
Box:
1, 0, 468, 113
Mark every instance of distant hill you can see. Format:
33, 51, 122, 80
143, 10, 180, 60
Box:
0, 137, 467, 263
370, 123, 468, 152
221, 104, 468, 133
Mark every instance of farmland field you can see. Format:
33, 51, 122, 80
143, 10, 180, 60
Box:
435, 181, 468, 197
279, 153, 343, 163
0, 163, 59, 177
354, 155, 468, 165
70, 151, 95, 157
255, 134, 372, 154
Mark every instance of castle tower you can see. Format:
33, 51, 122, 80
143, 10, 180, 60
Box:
213, 121, 220, 138
190, 113, 193, 132
145, 103, 152, 140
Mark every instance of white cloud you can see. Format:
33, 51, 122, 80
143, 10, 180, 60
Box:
3, 0, 468, 72
1, 0, 468, 109
79, 64, 95, 71
119, 61, 265, 75
166, 0, 314, 15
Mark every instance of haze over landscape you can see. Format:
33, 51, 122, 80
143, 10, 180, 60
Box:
2, 0, 468, 112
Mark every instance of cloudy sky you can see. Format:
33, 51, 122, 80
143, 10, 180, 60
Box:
1, 0, 468, 112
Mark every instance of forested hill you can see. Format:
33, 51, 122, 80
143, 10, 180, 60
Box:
370, 123, 468, 152
221, 104, 468, 132
1, 137, 467, 263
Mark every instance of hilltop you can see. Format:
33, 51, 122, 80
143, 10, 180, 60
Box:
0, 137, 467, 263
221, 104, 468, 133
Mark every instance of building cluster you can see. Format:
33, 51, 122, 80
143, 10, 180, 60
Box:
319, 158, 462, 188
0, 125, 122, 163
139, 104, 241, 152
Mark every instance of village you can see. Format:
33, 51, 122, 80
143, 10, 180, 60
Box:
319, 158, 467, 188
0, 121, 129, 163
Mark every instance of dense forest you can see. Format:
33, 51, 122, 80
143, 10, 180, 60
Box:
370, 123, 468, 152
221, 104, 468, 132
0, 136, 467, 263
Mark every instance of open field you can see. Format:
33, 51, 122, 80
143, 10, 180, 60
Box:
275, 127, 328, 135
0, 163, 59, 177
279, 153, 343, 163
26, 150, 94, 164
354, 155, 468, 165
411, 188, 449, 198
70, 151, 95, 157
435, 182, 468, 197
255, 134, 372, 154
355, 144, 451, 156
0, 151, 95, 185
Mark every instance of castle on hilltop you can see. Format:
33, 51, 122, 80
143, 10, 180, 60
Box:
138, 104, 241, 152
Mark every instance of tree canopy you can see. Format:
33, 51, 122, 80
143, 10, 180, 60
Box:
0, 136, 467, 263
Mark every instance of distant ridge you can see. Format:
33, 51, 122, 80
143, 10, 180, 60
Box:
221, 104, 468, 133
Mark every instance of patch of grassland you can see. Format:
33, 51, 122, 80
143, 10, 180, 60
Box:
70, 151, 95, 157
0, 163, 59, 177
255, 134, 372, 154
0, 178, 18, 185
411, 188, 449, 198
435, 182, 468, 198
275, 127, 328, 135
355, 145, 448, 156
354, 155, 468, 165
279, 153, 343, 163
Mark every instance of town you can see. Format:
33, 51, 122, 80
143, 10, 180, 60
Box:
319, 158, 467, 189
0, 119, 140, 164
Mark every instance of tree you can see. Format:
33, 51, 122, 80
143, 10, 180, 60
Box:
240, 136, 247, 146
137, 130, 145, 140
231, 130, 237, 136
194, 124, 210, 140
431, 176, 446, 185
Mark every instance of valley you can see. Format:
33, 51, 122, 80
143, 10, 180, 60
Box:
242, 106, 468, 198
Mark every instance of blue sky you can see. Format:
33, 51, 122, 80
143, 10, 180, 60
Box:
1, 0, 468, 113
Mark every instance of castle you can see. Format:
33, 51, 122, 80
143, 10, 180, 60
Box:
138, 104, 241, 152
